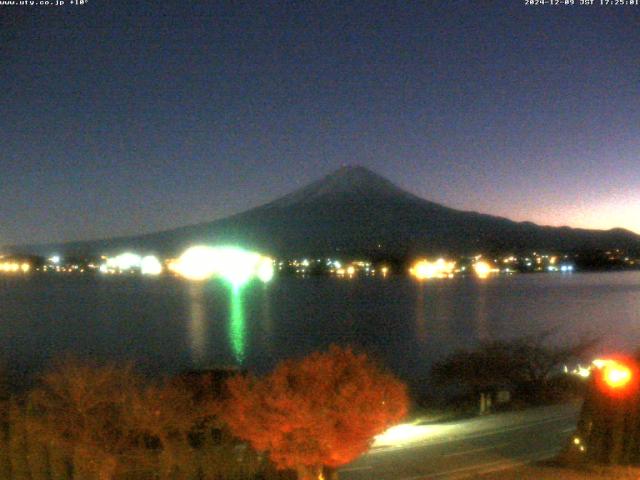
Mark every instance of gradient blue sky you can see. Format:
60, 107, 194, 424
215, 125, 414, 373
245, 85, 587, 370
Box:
1, 0, 638, 245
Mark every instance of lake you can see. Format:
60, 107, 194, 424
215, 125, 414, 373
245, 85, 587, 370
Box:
1, 272, 639, 391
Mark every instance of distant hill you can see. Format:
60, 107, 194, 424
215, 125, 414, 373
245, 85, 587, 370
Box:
11, 166, 640, 258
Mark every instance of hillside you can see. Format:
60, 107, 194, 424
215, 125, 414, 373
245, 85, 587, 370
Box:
12, 166, 640, 258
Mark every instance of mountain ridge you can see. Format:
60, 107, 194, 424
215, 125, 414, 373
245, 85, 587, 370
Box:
8, 166, 640, 257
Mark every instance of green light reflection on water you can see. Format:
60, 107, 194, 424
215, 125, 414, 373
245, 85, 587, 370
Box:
188, 283, 208, 366
229, 285, 246, 364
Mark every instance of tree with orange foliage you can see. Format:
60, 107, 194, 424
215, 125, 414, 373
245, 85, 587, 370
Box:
221, 346, 409, 480
28, 359, 143, 479
127, 378, 204, 479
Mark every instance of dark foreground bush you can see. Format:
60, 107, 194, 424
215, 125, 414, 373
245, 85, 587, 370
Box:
430, 331, 597, 409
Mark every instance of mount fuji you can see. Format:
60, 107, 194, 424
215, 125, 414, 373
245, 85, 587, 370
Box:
14, 166, 640, 258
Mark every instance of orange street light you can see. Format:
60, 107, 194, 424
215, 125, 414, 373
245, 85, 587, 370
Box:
593, 357, 636, 396
602, 362, 632, 390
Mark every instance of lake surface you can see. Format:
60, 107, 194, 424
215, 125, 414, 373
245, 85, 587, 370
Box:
1, 272, 639, 391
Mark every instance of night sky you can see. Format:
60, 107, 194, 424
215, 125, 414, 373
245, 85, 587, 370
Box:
1, 0, 639, 246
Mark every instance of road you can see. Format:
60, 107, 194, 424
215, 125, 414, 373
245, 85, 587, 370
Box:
340, 402, 581, 480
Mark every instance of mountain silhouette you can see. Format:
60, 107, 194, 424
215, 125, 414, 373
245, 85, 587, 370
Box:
13, 166, 640, 258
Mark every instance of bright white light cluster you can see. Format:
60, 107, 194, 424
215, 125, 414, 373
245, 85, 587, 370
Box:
472, 260, 500, 279
100, 253, 163, 275
170, 245, 274, 286
410, 258, 456, 280
141, 256, 163, 275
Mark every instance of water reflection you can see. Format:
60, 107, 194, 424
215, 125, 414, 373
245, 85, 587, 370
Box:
474, 281, 490, 342
186, 282, 249, 367
2, 272, 639, 391
415, 284, 427, 345
432, 286, 454, 343
415, 283, 457, 347
229, 286, 247, 364
187, 283, 208, 366
261, 284, 273, 352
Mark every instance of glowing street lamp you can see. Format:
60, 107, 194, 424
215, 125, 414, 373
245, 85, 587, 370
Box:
603, 363, 632, 390
570, 356, 640, 463
592, 357, 636, 397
